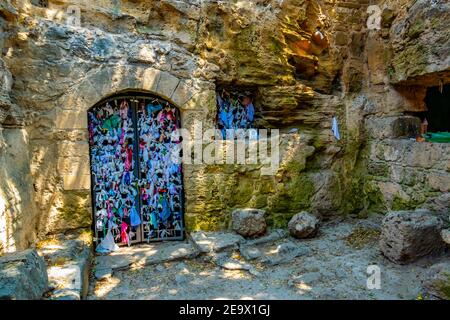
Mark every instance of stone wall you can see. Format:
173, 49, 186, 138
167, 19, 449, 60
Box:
0, 0, 448, 253
360, 0, 450, 214
1, 2, 39, 253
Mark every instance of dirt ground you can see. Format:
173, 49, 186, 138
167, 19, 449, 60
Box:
87, 216, 447, 300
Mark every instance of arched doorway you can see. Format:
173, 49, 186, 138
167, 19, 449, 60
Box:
88, 92, 184, 251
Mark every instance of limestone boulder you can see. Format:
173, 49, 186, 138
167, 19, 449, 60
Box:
422, 262, 450, 300
190, 231, 244, 253
37, 234, 93, 300
288, 212, 319, 239
441, 229, 450, 245
231, 209, 267, 238
379, 210, 446, 264
0, 249, 48, 300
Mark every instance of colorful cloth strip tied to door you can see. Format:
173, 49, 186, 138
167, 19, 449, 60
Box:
137, 100, 183, 242
88, 96, 184, 253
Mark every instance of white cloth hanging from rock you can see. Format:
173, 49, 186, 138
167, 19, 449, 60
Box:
332, 116, 340, 140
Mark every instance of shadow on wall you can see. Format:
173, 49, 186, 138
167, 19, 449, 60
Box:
0, 127, 39, 254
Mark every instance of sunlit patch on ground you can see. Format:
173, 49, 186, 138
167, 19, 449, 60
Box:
88, 217, 449, 300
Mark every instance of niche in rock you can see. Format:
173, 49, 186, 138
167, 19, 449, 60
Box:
424, 84, 450, 133
216, 88, 257, 139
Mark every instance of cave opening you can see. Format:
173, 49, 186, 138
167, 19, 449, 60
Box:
423, 84, 450, 133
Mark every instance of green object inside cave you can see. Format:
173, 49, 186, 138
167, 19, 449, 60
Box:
423, 132, 450, 143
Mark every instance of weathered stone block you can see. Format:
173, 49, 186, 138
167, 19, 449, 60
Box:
58, 141, 90, 157
239, 245, 262, 260
38, 235, 92, 300
156, 71, 180, 100
0, 249, 48, 300
375, 139, 445, 169
190, 231, 244, 253
95, 241, 200, 273
365, 116, 421, 139
260, 241, 309, 266
231, 208, 267, 238
45, 191, 92, 234
57, 155, 90, 176
422, 262, 450, 300
288, 211, 319, 239
56, 110, 88, 129
141, 67, 161, 92
379, 210, 446, 264
427, 173, 450, 193
171, 80, 194, 107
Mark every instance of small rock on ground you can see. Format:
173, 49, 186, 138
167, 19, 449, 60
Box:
190, 231, 244, 253
422, 262, 450, 300
288, 212, 319, 239
441, 229, 450, 245
94, 268, 112, 281
260, 241, 310, 266
239, 245, 262, 260
244, 229, 288, 246
212, 253, 260, 276
232, 208, 267, 238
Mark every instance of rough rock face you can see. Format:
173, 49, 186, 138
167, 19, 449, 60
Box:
379, 210, 446, 264
388, 0, 450, 85
37, 232, 92, 300
0, 2, 39, 253
422, 262, 450, 300
288, 211, 319, 239
231, 209, 267, 238
442, 229, 450, 245
361, 0, 450, 215
190, 231, 244, 253
0, 2, 34, 253
0, 0, 449, 252
0, 0, 371, 249
0, 249, 48, 299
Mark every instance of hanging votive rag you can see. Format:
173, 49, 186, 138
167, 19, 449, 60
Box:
96, 227, 119, 253
130, 206, 141, 227
332, 116, 340, 140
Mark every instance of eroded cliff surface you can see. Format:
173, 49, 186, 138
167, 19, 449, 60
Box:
0, 0, 448, 253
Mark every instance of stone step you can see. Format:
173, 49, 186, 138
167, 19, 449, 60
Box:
0, 249, 48, 300
94, 241, 200, 279
37, 232, 93, 300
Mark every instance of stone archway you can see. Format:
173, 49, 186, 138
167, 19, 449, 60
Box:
46, 65, 215, 240
54, 66, 199, 192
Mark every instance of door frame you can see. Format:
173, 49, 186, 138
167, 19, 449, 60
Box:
87, 92, 186, 247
